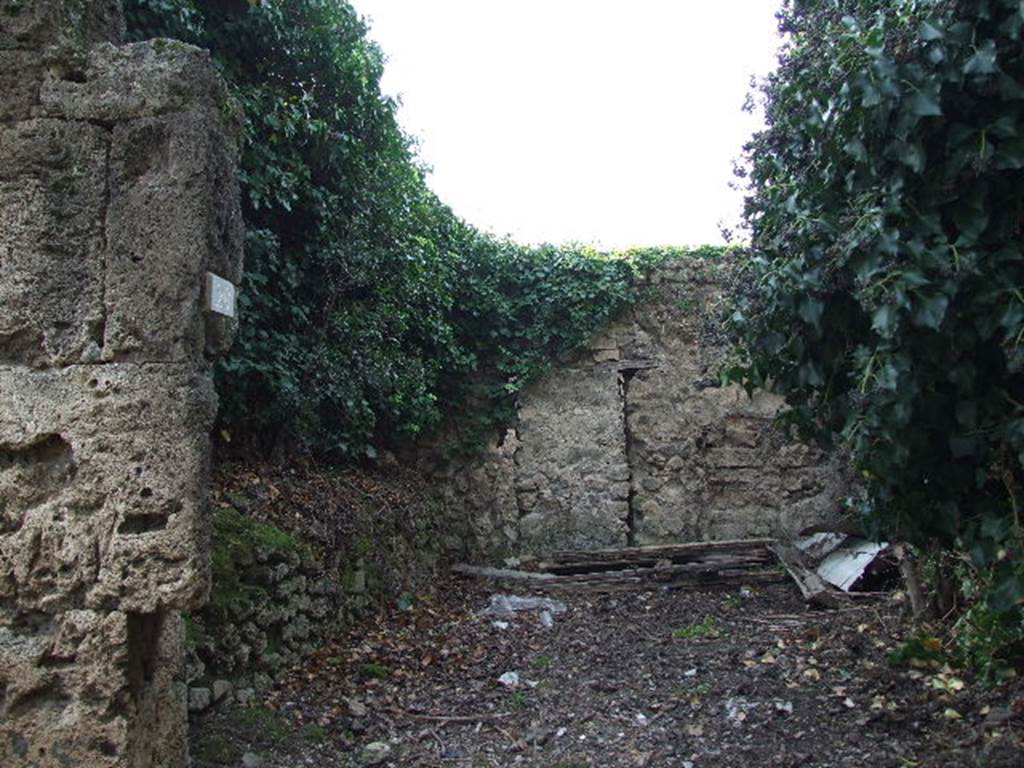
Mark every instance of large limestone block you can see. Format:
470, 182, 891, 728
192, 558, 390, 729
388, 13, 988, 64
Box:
0, 364, 215, 614
0, 609, 131, 768
0, 119, 108, 367
0, 0, 123, 51
0, 608, 188, 768
103, 106, 244, 361
38, 40, 228, 123
0, 50, 43, 121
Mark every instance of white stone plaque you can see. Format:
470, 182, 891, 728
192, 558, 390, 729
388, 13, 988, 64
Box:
205, 272, 237, 318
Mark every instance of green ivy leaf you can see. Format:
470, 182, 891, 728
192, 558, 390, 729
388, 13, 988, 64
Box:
919, 21, 944, 41
964, 40, 998, 75
911, 293, 949, 330
909, 92, 943, 117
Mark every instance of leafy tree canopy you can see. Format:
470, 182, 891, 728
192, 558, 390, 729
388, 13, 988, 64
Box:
126, 0, 643, 458
731, 0, 1024, 613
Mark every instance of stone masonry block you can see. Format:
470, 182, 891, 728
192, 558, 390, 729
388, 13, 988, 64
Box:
0, 364, 215, 614
0, 50, 42, 121
0, 608, 188, 768
0, 608, 131, 768
0, 0, 123, 51
0, 119, 108, 367
38, 40, 227, 122
103, 107, 243, 361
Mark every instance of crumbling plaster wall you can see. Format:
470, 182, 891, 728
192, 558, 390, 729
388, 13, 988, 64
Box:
0, 3, 243, 766
441, 256, 847, 556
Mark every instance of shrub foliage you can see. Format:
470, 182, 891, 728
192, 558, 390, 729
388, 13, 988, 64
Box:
732, 0, 1024, 617
125, 0, 636, 457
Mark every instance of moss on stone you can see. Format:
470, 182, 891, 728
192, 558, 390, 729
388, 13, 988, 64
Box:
191, 733, 240, 765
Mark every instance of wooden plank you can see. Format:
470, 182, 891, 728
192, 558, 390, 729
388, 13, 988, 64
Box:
545, 538, 775, 566
543, 569, 787, 593
548, 558, 773, 583
541, 550, 773, 576
769, 543, 839, 607
450, 564, 558, 582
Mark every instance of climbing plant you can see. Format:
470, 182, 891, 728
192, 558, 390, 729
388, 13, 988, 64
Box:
124, 0, 636, 458
730, 0, 1024, 630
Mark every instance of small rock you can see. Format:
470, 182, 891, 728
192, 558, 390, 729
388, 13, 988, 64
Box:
212, 679, 233, 702
524, 724, 552, 745
492, 620, 509, 630
358, 741, 391, 765
539, 610, 554, 628
188, 687, 212, 712
345, 697, 368, 718
241, 752, 263, 768
236, 688, 255, 707
498, 671, 520, 687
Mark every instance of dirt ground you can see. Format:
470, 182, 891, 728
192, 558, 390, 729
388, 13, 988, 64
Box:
191, 578, 1024, 768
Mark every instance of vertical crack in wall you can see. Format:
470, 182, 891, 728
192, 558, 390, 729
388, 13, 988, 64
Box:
91, 128, 113, 353
620, 367, 639, 547
510, 408, 526, 521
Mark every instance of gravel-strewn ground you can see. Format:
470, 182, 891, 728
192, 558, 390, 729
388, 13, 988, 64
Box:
192, 579, 1023, 768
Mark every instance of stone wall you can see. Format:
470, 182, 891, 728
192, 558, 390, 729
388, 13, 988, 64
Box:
183, 466, 454, 714
0, 3, 243, 766
439, 256, 847, 555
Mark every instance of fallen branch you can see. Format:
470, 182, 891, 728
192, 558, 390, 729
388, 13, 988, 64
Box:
388, 707, 512, 724
450, 564, 557, 581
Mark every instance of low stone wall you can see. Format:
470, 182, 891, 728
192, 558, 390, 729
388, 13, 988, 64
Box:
437, 255, 847, 555
0, 3, 242, 766
182, 463, 455, 712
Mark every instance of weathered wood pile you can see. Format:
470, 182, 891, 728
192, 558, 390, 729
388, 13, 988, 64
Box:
452, 538, 786, 592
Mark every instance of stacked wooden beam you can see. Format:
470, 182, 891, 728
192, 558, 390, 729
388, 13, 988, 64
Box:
452, 538, 786, 592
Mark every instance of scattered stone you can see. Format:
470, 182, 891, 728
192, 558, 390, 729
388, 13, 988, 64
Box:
524, 724, 553, 746
358, 741, 392, 765
345, 697, 368, 718
498, 671, 520, 687
241, 752, 263, 768
212, 679, 233, 702
235, 688, 255, 707
493, 620, 510, 630
188, 687, 212, 712
774, 700, 794, 715
539, 610, 554, 628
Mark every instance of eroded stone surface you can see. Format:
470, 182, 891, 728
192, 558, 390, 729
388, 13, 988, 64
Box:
37, 40, 225, 122
0, 608, 187, 768
515, 366, 631, 550
0, 3, 242, 766
0, 119, 108, 368
0, 365, 216, 614
0, 50, 43, 121
0, 0, 123, 51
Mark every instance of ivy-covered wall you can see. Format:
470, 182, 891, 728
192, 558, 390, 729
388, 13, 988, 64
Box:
432, 254, 847, 555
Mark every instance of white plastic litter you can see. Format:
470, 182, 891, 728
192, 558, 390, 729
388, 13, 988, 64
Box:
498, 671, 520, 687
482, 594, 568, 616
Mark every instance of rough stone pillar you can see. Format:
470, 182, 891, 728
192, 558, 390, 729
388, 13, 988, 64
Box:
0, 2, 243, 766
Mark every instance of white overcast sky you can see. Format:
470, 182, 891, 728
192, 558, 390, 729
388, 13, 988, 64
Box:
353, 1, 783, 249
